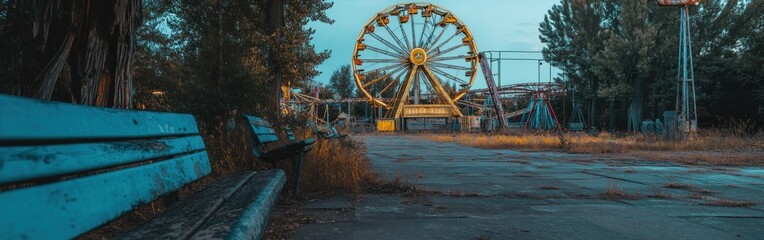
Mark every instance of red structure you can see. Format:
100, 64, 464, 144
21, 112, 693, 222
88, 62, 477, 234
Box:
656, 0, 701, 6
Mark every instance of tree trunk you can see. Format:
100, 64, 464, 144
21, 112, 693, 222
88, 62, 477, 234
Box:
217, 0, 225, 116
265, 0, 284, 116
588, 80, 599, 132
607, 98, 616, 132
588, 96, 598, 132
627, 75, 644, 132
8, 0, 142, 109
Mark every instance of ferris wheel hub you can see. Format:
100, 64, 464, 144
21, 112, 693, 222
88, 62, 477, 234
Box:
409, 48, 427, 66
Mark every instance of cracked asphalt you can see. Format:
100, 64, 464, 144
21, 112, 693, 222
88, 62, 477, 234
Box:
291, 135, 764, 240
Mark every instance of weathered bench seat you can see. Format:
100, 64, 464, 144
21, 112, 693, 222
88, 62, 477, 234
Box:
117, 170, 284, 239
0, 94, 284, 239
244, 115, 314, 194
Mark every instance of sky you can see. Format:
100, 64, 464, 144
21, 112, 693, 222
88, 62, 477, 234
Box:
307, 0, 564, 90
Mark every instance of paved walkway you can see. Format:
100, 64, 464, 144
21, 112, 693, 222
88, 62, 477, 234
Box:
292, 135, 764, 240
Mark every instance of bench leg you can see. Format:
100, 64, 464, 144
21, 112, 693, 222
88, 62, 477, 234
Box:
293, 150, 305, 194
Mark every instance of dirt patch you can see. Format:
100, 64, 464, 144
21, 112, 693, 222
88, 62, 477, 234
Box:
264, 198, 316, 240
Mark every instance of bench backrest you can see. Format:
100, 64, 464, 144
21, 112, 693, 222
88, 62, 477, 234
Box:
285, 127, 297, 142
0, 94, 212, 239
243, 115, 279, 158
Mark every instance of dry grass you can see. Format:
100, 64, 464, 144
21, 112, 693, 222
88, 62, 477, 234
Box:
423, 133, 561, 150
600, 183, 643, 200
418, 130, 764, 166
663, 182, 714, 195
630, 151, 764, 166
421, 131, 762, 153
299, 137, 375, 193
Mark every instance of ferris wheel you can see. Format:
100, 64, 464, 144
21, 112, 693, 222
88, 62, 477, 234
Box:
353, 3, 478, 119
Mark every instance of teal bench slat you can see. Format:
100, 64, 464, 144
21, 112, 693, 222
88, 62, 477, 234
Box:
0, 95, 284, 239
116, 170, 285, 239
244, 114, 314, 193
285, 127, 297, 141
0, 135, 206, 184
244, 115, 280, 146
0, 152, 211, 239
0, 94, 199, 142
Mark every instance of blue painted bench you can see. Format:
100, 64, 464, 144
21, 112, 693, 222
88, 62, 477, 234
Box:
0, 94, 285, 239
244, 115, 314, 194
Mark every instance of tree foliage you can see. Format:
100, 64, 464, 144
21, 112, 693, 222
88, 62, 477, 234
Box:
131, 0, 332, 121
329, 65, 355, 99
540, 0, 764, 131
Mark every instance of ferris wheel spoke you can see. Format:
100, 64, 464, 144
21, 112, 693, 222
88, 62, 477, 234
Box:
365, 45, 405, 58
378, 70, 404, 96
364, 58, 405, 64
363, 65, 406, 88
411, 12, 417, 49
419, 71, 438, 101
431, 55, 471, 61
427, 64, 467, 85
428, 32, 462, 55
429, 44, 467, 59
383, 24, 410, 53
362, 63, 405, 76
424, 22, 447, 50
428, 62, 471, 72
392, 66, 420, 117
397, 22, 412, 51
377, 71, 406, 95
421, 65, 459, 106
368, 32, 407, 55
418, 15, 433, 48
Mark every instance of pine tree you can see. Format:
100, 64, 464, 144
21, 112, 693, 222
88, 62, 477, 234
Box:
329, 65, 355, 99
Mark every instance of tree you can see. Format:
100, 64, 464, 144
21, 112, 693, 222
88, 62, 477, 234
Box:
540, 0, 764, 131
131, 0, 332, 121
0, 0, 142, 109
540, 0, 611, 130
591, 0, 656, 131
329, 65, 355, 99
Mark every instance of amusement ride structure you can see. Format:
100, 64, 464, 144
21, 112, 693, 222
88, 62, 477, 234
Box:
284, 1, 702, 133
658, 0, 701, 137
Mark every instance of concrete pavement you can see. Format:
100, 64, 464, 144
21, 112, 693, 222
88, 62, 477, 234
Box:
291, 135, 764, 240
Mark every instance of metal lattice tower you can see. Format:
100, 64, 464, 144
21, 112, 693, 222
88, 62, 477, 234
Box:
676, 6, 699, 135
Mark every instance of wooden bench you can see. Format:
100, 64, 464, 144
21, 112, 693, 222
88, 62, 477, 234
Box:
285, 127, 315, 150
244, 115, 314, 194
0, 94, 285, 239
